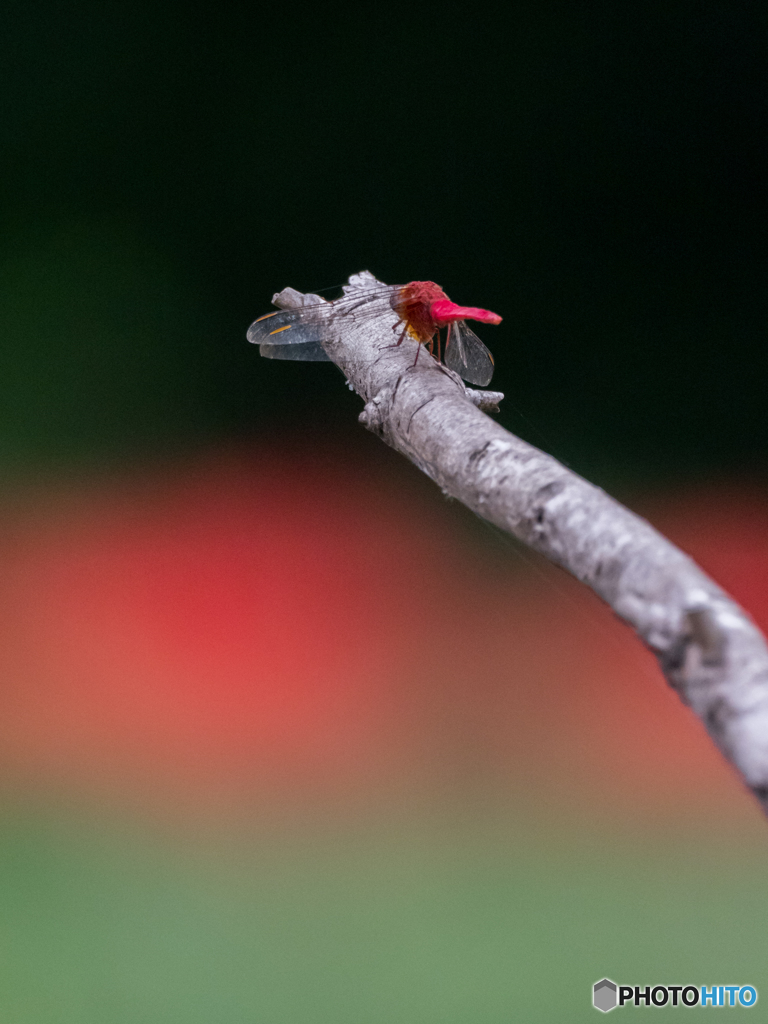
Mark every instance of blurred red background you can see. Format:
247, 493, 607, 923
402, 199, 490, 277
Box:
0, 439, 764, 832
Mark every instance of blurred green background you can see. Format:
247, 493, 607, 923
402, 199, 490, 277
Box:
1, 2, 767, 1021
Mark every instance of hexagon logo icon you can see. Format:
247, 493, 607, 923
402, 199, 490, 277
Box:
593, 978, 618, 1012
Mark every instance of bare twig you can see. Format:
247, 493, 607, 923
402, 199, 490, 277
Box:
269, 270, 768, 815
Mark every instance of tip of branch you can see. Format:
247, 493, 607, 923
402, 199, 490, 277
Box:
272, 288, 326, 311
465, 389, 504, 413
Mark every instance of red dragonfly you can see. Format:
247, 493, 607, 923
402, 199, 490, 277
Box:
247, 275, 501, 386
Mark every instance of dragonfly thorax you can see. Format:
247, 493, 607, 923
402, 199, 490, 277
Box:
390, 281, 449, 344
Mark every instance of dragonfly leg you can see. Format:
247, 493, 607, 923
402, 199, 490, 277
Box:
386, 321, 410, 350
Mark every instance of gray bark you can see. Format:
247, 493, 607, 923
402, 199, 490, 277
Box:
269, 270, 768, 815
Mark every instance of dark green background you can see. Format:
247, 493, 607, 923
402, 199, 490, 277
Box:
2, 0, 766, 478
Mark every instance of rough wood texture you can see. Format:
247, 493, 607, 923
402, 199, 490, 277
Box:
270, 270, 768, 814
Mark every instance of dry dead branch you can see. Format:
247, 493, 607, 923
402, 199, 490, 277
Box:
265, 270, 768, 816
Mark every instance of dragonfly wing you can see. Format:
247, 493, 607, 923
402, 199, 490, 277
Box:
247, 288, 393, 348
248, 283, 400, 364
444, 320, 495, 386
246, 306, 328, 346
259, 341, 331, 361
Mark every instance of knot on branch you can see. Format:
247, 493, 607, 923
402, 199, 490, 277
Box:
660, 602, 728, 682
359, 388, 393, 436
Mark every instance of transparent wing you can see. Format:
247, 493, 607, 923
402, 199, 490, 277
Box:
259, 340, 331, 362
444, 320, 495, 386
247, 307, 332, 360
246, 306, 330, 346
247, 284, 400, 362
